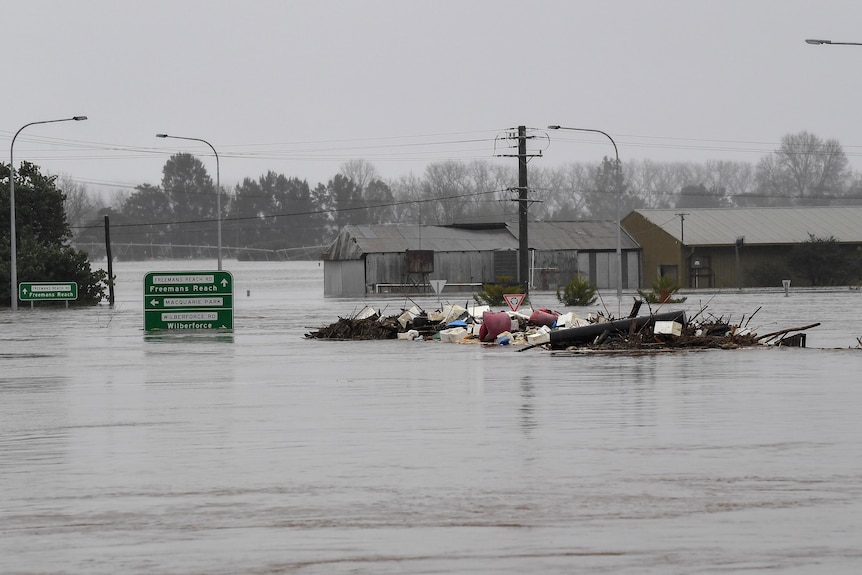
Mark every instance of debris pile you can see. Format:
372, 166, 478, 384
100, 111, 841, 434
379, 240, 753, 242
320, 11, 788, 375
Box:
305, 304, 475, 341
304, 307, 400, 340
304, 315, 400, 340
305, 301, 820, 352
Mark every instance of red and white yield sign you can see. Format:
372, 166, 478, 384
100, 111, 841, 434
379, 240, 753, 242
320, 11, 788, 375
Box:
503, 293, 525, 312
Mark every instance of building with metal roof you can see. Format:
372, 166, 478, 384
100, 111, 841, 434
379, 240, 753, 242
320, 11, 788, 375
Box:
623, 207, 862, 289
322, 222, 641, 296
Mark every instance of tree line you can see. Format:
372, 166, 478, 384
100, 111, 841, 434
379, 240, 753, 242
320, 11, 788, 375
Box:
1, 162, 106, 306
69, 131, 862, 260
4, 130, 858, 306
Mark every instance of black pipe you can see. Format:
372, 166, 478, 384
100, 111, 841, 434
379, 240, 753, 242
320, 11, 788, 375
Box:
549, 310, 686, 349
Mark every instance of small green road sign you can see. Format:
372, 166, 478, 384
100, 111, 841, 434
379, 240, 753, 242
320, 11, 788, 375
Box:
144, 271, 233, 331
19, 282, 78, 301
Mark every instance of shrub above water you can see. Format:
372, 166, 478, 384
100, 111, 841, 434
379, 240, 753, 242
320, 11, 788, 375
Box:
556, 275, 598, 307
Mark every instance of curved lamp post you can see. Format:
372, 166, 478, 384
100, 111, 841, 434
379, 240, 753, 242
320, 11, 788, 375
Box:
155, 134, 222, 270
9, 115, 88, 311
547, 124, 623, 315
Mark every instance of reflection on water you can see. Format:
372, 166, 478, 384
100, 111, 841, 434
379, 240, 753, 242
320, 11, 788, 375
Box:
1, 260, 861, 574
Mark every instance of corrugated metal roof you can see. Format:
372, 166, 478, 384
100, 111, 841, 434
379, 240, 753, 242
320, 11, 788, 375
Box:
323, 222, 639, 259
632, 207, 862, 246
343, 224, 519, 255
505, 221, 640, 251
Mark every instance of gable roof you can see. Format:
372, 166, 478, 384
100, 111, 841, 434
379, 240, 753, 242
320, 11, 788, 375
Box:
323, 224, 518, 260
505, 221, 639, 251
323, 221, 639, 260
631, 207, 862, 246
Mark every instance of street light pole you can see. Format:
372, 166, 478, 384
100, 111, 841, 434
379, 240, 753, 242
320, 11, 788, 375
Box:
156, 134, 222, 270
9, 116, 88, 311
548, 125, 623, 316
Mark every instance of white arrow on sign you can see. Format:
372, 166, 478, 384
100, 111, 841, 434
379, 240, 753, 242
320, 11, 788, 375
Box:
221, 278, 228, 287
150, 299, 160, 306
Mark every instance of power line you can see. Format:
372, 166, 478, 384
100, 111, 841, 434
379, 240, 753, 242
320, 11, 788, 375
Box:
10, 126, 862, 197
69, 187, 510, 232
9, 127, 862, 166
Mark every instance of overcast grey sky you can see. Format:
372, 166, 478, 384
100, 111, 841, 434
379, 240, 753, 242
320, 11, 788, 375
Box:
3, 0, 862, 198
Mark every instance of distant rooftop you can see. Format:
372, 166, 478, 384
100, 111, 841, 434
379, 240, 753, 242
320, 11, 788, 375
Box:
631, 207, 862, 245
323, 221, 639, 260
505, 221, 639, 251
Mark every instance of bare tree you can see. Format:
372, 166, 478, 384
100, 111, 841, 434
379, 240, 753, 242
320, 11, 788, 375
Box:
467, 161, 516, 221
108, 189, 132, 212
422, 161, 472, 224
389, 173, 425, 224
339, 159, 379, 193
627, 160, 681, 209
755, 131, 850, 206
842, 171, 862, 205
529, 164, 582, 220
58, 175, 99, 234
698, 160, 754, 205
672, 161, 749, 208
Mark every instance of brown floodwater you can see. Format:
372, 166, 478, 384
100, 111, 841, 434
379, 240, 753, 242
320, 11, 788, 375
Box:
2, 260, 861, 574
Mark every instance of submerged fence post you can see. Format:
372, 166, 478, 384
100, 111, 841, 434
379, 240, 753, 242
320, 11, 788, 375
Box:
104, 215, 115, 306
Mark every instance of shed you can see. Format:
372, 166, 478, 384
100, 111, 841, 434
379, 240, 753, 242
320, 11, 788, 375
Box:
623, 207, 862, 288
504, 221, 641, 291
322, 222, 642, 296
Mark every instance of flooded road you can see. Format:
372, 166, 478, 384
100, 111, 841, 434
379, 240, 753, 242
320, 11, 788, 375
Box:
2, 260, 861, 574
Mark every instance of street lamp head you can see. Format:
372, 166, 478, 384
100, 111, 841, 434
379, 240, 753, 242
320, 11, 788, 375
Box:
156, 133, 168, 138
547, 125, 561, 130
73, 116, 88, 121
805, 38, 862, 46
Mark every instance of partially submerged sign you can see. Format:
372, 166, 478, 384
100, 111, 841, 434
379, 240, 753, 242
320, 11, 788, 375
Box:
144, 271, 233, 331
19, 282, 78, 301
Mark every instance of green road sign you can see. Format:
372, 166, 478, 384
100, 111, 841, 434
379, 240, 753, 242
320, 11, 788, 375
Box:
19, 282, 78, 301
144, 271, 233, 331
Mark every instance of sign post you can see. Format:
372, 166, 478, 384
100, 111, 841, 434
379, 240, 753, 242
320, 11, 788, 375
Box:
429, 279, 446, 305
144, 271, 233, 332
19, 282, 78, 307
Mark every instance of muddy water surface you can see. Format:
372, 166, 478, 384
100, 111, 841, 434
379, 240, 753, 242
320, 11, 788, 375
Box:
2, 260, 861, 574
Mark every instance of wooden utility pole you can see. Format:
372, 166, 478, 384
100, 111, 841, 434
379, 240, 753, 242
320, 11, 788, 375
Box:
497, 126, 541, 295
104, 215, 115, 306
517, 125, 529, 295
